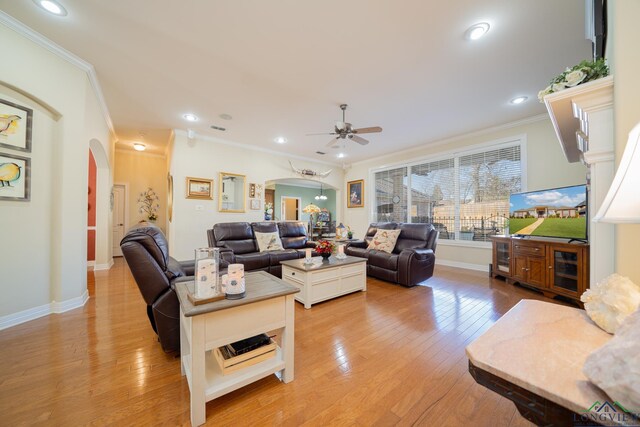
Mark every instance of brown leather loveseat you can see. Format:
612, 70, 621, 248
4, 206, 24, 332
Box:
207, 221, 317, 278
345, 222, 438, 287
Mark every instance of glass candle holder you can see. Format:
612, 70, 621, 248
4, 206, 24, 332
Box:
194, 247, 220, 298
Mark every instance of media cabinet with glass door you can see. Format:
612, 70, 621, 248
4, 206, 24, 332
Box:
490, 236, 589, 304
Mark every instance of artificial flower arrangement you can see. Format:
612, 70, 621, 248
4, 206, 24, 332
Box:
315, 239, 335, 255
138, 187, 160, 221
538, 58, 609, 102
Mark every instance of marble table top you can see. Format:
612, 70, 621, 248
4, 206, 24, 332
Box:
466, 299, 614, 416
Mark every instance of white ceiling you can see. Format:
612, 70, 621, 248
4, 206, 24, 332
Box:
0, 1, 592, 162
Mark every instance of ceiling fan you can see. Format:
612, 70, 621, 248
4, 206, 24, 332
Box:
307, 104, 382, 148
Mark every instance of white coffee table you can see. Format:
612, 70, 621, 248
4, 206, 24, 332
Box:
280, 256, 367, 309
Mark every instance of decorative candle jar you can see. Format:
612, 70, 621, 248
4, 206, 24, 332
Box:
194, 248, 220, 298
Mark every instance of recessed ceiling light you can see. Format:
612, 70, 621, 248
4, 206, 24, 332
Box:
133, 143, 146, 151
33, 0, 68, 16
510, 96, 528, 105
337, 153, 346, 158
466, 22, 490, 40
274, 137, 287, 144
219, 113, 233, 120
183, 113, 198, 122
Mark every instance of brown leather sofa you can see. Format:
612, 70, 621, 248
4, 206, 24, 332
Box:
120, 223, 232, 352
207, 221, 316, 278
345, 222, 438, 287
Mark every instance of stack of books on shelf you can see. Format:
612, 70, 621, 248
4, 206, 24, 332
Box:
213, 333, 276, 375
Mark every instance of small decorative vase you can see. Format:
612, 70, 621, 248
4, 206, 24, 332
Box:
320, 252, 331, 261
347, 232, 353, 239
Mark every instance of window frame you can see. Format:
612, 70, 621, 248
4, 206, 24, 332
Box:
369, 134, 528, 248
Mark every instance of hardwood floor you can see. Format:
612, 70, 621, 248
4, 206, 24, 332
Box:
0, 258, 567, 426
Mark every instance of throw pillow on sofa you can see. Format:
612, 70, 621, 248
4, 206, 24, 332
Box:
367, 229, 401, 253
255, 231, 285, 251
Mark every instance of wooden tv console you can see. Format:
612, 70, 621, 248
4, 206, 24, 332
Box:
490, 236, 589, 304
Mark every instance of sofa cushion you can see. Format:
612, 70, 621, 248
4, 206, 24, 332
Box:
235, 252, 270, 270
394, 223, 429, 254
267, 249, 300, 265
367, 229, 401, 253
252, 221, 279, 233
213, 222, 257, 254
364, 222, 398, 245
279, 221, 309, 249
255, 231, 284, 252
368, 251, 399, 270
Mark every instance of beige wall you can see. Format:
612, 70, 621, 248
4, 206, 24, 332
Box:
608, 1, 640, 284
343, 118, 587, 269
0, 21, 114, 325
169, 131, 345, 260
114, 150, 168, 232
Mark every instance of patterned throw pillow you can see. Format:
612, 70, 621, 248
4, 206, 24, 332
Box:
367, 229, 401, 253
255, 231, 284, 252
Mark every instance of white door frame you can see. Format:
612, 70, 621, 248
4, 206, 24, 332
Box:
280, 196, 302, 221
112, 183, 129, 256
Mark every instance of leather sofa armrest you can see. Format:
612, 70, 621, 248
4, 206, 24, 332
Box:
177, 260, 195, 276
219, 247, 235, 267
398, 248, 435, 287
345, 239, 367, 249
304, 241, 317, 249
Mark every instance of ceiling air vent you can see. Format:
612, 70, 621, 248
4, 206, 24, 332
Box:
315, 151, 326, 155
210, 125, 226, 131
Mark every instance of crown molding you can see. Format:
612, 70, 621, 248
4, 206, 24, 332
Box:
351, 113, 548, 167
174, 129, 342, 167
0, 11, 117, 140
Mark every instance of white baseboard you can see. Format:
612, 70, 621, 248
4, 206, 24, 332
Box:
0, 290, 90, 331
93, 259, 114, 271
436, 259, 489, 273
87, 260, 95, 269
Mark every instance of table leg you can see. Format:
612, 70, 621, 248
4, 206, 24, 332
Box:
282, 294, 295, 383
180, 310, 186, 376
190, 317, 206, 426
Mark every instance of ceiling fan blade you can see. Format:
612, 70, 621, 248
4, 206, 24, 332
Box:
352, 126, 382, 134
349, 134, 369, 145
326, 137, 340, 147
307, 132, 338, 136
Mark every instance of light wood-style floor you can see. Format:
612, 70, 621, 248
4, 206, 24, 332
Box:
0, 258, 566, 426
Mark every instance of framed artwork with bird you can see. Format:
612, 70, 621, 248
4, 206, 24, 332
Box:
0, 99, 33, 153
0, 152, 30, 201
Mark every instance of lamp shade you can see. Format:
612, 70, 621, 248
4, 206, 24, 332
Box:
593, 122, 640, 223
302, 203, 321, 214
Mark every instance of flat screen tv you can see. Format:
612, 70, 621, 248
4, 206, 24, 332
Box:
509, 184, 588, 240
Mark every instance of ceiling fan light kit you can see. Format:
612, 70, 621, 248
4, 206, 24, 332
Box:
308, 104, 382, 148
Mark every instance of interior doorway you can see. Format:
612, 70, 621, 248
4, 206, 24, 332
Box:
281, 196, 301, 221
112, 184, 127, 256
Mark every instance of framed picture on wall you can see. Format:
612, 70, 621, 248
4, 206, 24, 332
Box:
0, 99, 33, 153
347, 179, 364, 208
0, 151, 30, 201
186, 177, 213, 199
250, 198, 261, 210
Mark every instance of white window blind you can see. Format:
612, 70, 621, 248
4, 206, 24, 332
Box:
374, 167, 407, 223
373, 142, 522, 242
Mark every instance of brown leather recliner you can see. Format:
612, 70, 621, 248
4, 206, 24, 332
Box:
345, 222, 438, 287
207, 221, 317, 278
120, 223, 232, 352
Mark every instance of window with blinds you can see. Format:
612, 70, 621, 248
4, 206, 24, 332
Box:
374, 167, 407, 223
373, 141, 522, 242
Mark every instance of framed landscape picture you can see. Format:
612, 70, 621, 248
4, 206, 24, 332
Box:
0, 99, 33, 153
0, 152, 30, 201
347, 179, 364, 208
186, 177, 213, 199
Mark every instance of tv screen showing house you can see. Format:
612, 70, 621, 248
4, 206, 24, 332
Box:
509, 184, 587, 240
